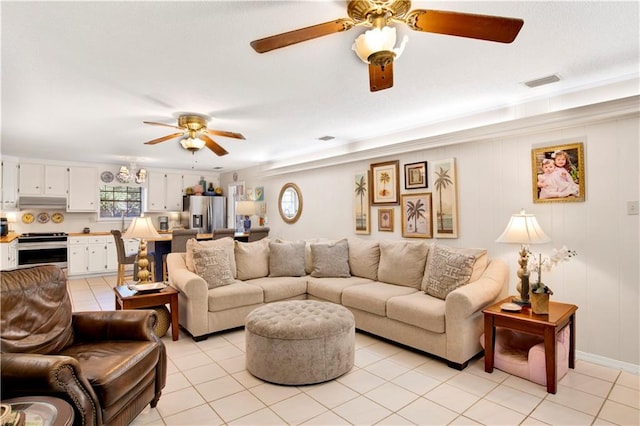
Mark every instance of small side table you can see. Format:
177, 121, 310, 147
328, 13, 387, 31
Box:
2, 396, 74, 426
114, 284, 180, 341
483, 296, 577, 393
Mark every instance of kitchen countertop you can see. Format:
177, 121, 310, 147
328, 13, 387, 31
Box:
0, 232, 19, 243
1, 231, 213, 243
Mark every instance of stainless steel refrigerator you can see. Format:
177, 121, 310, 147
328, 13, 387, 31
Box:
182, 196, 226, 233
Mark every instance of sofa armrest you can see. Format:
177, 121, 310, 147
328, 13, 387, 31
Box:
167, 252, 210, 338
444, 259, 509, 365
1, 352, 101, 425
72, 310, 158, 342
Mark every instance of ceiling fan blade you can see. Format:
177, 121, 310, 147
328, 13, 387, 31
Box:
206, 129, 246, 140
406, 9, 524, 43
369, 62, 394, 92
144, 132, 184, 145
200, 134, 229, 156
250, 18, 355, 53
143, 121, 183, 130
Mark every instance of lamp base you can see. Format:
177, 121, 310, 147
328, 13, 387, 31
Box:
512, 297, 531, 307
243, 217, 251, 233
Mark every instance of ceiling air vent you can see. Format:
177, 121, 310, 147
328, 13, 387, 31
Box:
317, 135, 335, 141
524, 74, 561, 88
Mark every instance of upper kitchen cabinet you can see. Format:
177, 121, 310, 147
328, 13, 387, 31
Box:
67, 166, 98, 212
2, 159, 19, 210
146, 172, 182, 212
18, 163, 67, 196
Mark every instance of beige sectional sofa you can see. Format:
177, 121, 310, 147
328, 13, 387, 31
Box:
166, 237, 508, 369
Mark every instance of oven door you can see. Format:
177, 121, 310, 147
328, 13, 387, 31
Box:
18, 242, 68, 269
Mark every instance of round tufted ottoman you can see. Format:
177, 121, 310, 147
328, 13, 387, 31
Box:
245, 300, 355, 385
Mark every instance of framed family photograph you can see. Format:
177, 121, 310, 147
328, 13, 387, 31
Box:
532, 142, 585, 203
353, 171, 371, 234
404, 161, 428, 189
432, 158, 459, 238
370, 160, 400, 205
401, 193, 432, 238
378, 208, 394, 232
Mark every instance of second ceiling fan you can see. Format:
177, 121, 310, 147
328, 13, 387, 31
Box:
143, 114, 245, 156
250, 0, 524, 91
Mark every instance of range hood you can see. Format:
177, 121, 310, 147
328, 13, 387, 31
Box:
18, 196, 67, 210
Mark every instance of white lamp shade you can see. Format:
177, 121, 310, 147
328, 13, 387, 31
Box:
124, 216, 161, 239
236, 200, 256, 216
352, 26, 408, 63
495, 210, 551, 245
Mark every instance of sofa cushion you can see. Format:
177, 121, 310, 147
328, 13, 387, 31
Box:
347, 238, 380, 280
192, 247, 235, 289
208, 282, 264, 312
386, 292, 446, 333
186, 237, 237, 278
422, 244, 488, 299
341, 282, 417, 316
307, 276, 373, 304
235, 239, 270, 280
244, 276, 308, 303
269, 240, 306, 277
310, 239, 351, 278
377, 240, 429, 289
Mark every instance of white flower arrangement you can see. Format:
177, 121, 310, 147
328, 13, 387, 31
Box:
527, 246, 577, 294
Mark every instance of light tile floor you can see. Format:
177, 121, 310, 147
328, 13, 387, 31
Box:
68, 275, 640, 426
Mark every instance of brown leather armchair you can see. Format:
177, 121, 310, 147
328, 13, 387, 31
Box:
1, 265, 166, 426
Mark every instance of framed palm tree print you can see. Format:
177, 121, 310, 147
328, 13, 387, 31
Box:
370, 160, 400, 205
353, 171, 371, 234
432, 158, 459, 238
401, 193, 432, 238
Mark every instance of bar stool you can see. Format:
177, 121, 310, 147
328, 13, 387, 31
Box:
163, 229, 197, 281
111, 230, 156, 284
212, 228, 235, 240
248, 226, 270, 242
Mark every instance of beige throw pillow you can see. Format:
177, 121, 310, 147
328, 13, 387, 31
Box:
186, 237, 237, 278
377, 240, 429, 289
235, 238, 270, 280
422, 244, 488, 299
310, 239, 351, 278
269, 240, 306, 277
347, 238, 380, 280
192, 247, 235, 289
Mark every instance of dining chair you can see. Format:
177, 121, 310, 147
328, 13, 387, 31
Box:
111, 229, 156, 284
162, 229, 198, 281
212, 228, 236, 240
248, 226, 270, 242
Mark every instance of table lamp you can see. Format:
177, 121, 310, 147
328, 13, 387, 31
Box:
124, 215, 160, 283
496, 209, 550, 306
236, 200, 255, 232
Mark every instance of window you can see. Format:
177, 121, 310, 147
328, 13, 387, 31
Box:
99, 186, 142, 219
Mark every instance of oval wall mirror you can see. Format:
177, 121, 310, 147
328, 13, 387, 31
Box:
278, 183, 303, 224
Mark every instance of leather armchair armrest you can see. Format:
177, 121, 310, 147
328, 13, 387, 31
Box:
72, 310, 158, 342
1, 352, 101, 425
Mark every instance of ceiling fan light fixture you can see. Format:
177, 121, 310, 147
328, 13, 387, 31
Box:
180, 136, 206, 152
352, 26, 408, 64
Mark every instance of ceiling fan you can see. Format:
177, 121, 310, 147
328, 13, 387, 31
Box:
250, 0, 524, 92
143, 114, 245, 156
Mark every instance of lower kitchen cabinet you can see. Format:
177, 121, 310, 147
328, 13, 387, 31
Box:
0, 239, 18, 270
68, 236, 118, 276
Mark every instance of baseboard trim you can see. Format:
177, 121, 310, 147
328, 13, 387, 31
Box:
577, 351, 640, 375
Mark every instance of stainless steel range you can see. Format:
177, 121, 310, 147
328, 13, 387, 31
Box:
18, 232, 68, 269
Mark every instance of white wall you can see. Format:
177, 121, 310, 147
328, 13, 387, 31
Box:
225, 99, 639, 369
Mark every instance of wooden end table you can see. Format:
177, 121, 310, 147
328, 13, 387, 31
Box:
114, 284, 180, 341
483, 296, 577, 394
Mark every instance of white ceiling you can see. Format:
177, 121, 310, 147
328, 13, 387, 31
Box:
2, 1, 639, 173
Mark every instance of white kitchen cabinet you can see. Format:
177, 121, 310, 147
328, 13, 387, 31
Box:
2, 159, 19, 210
0, 239, 18, 270
18, 163, 67, 196
146, 172, 182, 212
67, 166, 98, 212
68, 236, 117, 276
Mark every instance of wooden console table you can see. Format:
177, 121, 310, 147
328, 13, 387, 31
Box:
483, 297, 577, 393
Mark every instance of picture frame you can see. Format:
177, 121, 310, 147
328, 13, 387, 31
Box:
401, 193, 432, 238
432, 158, 458, 238
532, 142, 585, 203
404, 161, 428, 189
378, 208, 394, 232
370, 160, 400, 205
353, 171, 371, 234
254, 186, 264, 201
